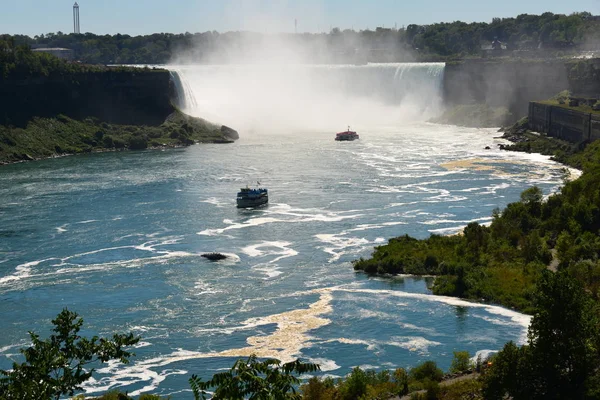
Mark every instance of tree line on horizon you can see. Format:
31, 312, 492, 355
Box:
3, 11, 600, 65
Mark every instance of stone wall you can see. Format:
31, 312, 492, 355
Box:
528, 101, 599, 143
591, 115, 600, 142
528, 103, 551, 133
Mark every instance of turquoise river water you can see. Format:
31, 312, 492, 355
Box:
0, 122, 572, 398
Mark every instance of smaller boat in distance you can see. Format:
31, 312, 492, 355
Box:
237, 184, 268, 208
335, 126, 359, 141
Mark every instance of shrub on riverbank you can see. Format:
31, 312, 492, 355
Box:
354, 134, 600, 312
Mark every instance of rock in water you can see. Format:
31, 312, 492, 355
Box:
201, 252, 227, 261
220, 125, 239, 140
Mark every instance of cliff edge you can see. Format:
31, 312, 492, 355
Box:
0, 65, 238, 165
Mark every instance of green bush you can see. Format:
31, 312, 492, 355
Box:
450, 351, 472, 374
102, 135, 114, 148
409, 361, 444, 383
128, 135, 148, 150
113, 137, 126, 149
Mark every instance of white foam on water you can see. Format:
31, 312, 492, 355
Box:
472, 314, 520, 327
194, 280, 223, 295
201, 197, 229, 207
471, 349, 498, 363
83, 357, 188, 396
242, 241, 298, 265
55, 224, 68, 233
252, 263, 284, 279
428, 226, 467, 235
335, 287, 530, 341
0, 258, 59, 285
0, 342, 26, 354
315, 234, 370, 262
319, 337, 378, 351
386, 336, 442, 354
84, 288, 337, 394
1, 242, 202, 289
198, 217, 282, 236
305, 357, 341, 372
198, 205, 365, 237
129, 325, 155, 333
397, 322, 438, 335
76, 219, 99, 224
113, 233, 145, 241
134, 341, 153, 348
355, 308, 397, 320
242, 244, 265, 257
54, 250, 199, 276
346, 221, 408, 233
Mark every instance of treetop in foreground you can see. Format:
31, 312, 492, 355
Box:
0, 308, 140, 400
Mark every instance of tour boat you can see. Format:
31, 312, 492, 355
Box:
237, 186, 268, 208
335, 127, 359, 141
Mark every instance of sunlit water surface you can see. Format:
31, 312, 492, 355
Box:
0, 124, 570, 397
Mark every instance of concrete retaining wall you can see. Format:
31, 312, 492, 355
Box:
528, 101, 600, 143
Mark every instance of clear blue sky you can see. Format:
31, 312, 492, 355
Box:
2, 0, 599, 37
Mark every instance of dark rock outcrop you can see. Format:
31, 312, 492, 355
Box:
201, 252, 228, 261
220, 125, 239, 140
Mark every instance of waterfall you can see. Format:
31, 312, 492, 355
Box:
169, 70, 197, 110
168, 63, 445, 132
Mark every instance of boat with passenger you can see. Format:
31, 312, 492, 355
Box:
335, 126, 359, 141
237, 185, 268, 208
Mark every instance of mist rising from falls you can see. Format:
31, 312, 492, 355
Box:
169, 63, 445, 133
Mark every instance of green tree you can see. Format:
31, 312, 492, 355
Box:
0, 309, 140, 400
483, 271, 600, 399
189, 355, 320, 400
409, 361, 444, 383
527, 270, 600, 399
482, 342, 534, 400
449, 351, 472, 374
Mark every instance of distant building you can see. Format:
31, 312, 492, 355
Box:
32, 48, 74, 60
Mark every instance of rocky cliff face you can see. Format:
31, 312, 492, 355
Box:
0, 68, 175, 127
444, 60, 569, 122
566, 59, 600, 98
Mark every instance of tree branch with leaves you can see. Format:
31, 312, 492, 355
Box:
189, 355, 320, 400
0, 309, 140, 400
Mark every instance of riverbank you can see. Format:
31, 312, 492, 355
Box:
0, 110, 238, 166
353, 125, 600, 314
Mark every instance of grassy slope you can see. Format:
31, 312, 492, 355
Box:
0, 110, 233, 165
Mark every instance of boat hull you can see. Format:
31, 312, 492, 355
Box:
237, 187, 268, 208
236, 195, 268, 208
335, 134, 359, 141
